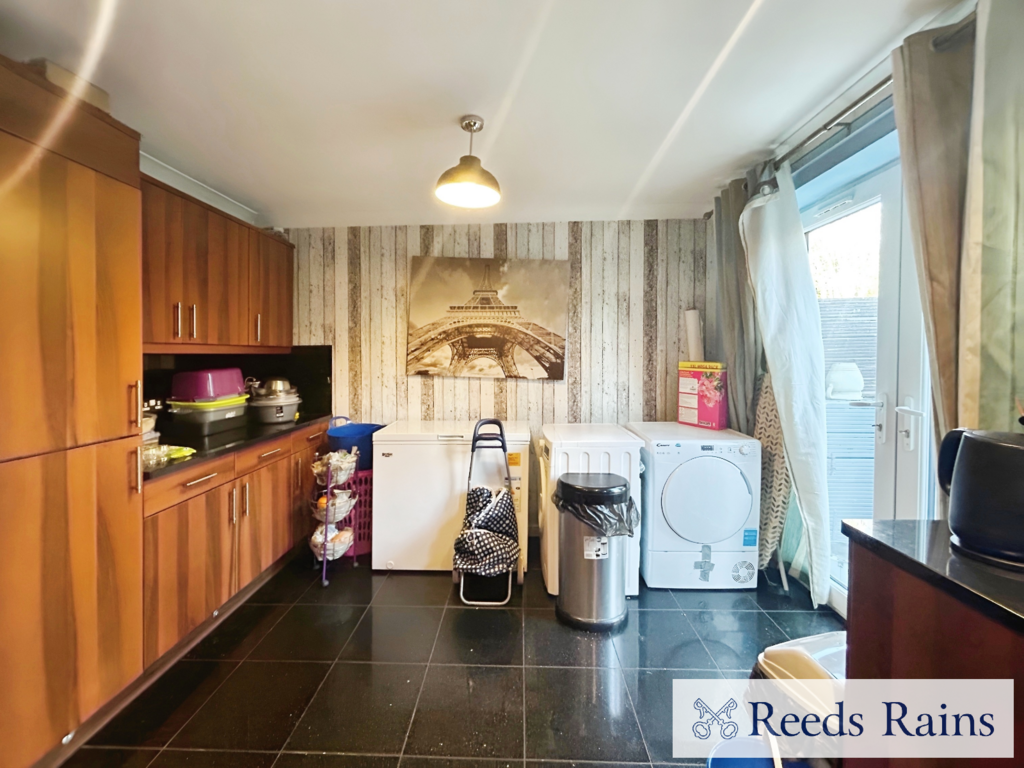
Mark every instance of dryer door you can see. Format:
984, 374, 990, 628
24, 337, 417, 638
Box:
661, 456, 752, 544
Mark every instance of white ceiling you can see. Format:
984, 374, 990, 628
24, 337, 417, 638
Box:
0, 0, 952, 227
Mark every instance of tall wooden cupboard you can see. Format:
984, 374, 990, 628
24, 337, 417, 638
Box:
0, 55, 143, 768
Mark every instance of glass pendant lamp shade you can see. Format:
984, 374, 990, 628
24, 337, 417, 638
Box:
435, 115, 501, 209
435, 155, 501, 208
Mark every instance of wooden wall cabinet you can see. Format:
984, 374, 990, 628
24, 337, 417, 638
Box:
0, 436, 143, 768
249, 232, 294, 347
0, 130, 142, 463
142, 178, 292, 351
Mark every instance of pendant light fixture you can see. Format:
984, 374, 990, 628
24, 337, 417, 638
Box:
435, 115, 501, 209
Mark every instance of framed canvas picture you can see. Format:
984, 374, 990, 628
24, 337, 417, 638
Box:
407, 256, 568, 379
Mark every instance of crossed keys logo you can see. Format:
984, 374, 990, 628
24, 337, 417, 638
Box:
692, 697, 739, 740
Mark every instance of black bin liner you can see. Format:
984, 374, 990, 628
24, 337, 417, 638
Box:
552, 472, 640, 537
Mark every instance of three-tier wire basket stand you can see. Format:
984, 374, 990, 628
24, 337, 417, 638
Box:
309, 447, 374, 587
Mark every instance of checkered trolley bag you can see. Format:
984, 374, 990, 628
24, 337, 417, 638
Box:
452, 419, 522, 606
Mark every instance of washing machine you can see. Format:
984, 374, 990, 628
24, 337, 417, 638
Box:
626, 422, 761, 590
538, 423, 643, 596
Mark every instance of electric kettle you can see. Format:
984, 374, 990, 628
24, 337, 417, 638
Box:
938, 428, 1024, 567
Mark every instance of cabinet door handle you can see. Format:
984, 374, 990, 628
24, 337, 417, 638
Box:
244, 482, 250, 517
259, 448, 282, 459
175, 302, 182, 338
190, 304, 198, 340
135, 448, 143, 493
306, 431, 324, 442
132, 380, 143, 427
184, 472, 218, 487
230, 486, 237, 525
256, 312, 262, 343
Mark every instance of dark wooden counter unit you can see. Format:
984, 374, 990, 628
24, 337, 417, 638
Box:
843, 519, 1024, 768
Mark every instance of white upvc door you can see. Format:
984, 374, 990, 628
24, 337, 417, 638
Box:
800, 159, 931, 616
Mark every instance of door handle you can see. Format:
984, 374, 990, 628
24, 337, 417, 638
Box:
174, 302, 182, 338
230, 486, 238, 525
256, 313, 262, 342
190, 304, 198, 340
851, 394, 887, 443
259, 448, 282, 459
244, 482, 250, 517
132, 380, 143, 427
135, 447, 143, 493
896, 397, 925, 451
306, 431, 324, 442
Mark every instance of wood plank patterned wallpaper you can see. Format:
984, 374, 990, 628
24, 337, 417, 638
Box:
289, 220, 715, 523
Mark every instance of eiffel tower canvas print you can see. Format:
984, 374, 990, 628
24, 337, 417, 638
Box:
407, 257, 569, 379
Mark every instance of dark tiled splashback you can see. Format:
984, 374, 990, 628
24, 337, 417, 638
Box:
143, 345, 332, 417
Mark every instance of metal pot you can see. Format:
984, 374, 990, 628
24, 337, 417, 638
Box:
939, 428, 1024, 566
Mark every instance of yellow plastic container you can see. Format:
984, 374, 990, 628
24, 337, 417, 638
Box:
166, 394, 249, 410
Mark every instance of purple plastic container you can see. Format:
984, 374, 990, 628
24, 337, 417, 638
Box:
170, 368, 245, 402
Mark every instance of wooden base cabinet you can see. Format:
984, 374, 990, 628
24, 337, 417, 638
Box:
143, 481, 238, 666
143, 454, 305, 664
0, 436, 143, 768
237, 457, 294, 592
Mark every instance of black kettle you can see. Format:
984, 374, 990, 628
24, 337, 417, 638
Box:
939, 429, 1024, 565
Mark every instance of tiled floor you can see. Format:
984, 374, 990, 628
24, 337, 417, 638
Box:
73, 546, 843, 768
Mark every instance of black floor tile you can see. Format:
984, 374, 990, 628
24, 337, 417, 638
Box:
372, 572, 453, 606
622, 668, 721, 763
431, 608, 523, 665
670, 589, 758, 611
62, 749, 157, 768
628, 578, 680, 610
169, 660, 328, 751
528, 764, 652, 768
524, 666, 648, 762
278, 757, 399, 768
405, 665, 523, 758
298, 559, 387, 605
150, 751, 278, 768
338, 607, 444, 662
766, 610, 844, 639
90, 660, 237, 747
611, 611, 716, 670
684, 610, 788, 671
287, 662, 425, 753
248, 604, 364, 661
247, 555, 321, 604
450, 573, 524, 607
522, 568, 555, 610
750, 574, 814, 611
185, 603, 289, 661
524, 610, 619, 668
404, 760, 521, 768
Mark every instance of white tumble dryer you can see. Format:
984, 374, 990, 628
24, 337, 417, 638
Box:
538, 423, 643, 596
626, 422, 762, 590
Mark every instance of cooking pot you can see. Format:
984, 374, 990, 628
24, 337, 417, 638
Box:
939, 428, 1024, 565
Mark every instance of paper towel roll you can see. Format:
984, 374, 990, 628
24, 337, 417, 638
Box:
684, 309, 704, 362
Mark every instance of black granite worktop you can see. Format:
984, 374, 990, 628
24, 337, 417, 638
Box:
842, 519, 1024, 634
145, 413, 331, 482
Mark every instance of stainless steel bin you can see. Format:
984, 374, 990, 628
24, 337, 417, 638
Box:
554, 473, 634, 631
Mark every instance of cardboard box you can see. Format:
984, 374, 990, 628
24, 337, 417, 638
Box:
678, 362, 728, 430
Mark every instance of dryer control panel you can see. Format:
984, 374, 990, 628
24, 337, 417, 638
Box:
652, 441, 756, 457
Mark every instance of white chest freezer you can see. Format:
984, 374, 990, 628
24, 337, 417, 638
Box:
538, 423, 644, 596
372, 420, 531, 572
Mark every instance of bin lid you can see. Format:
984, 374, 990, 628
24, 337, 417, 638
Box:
556, 473, 629, 505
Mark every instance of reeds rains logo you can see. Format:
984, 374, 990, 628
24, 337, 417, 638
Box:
672, 678, 1014, 760
692, 698, 738, 740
